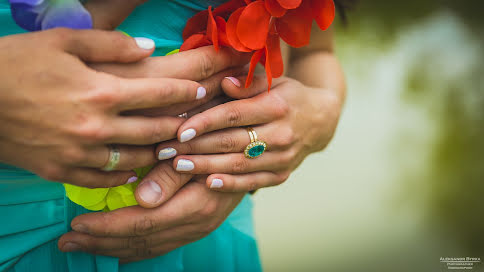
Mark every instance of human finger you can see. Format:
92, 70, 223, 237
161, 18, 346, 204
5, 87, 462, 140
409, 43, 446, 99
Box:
134, 162, 193, 208
172, 152, 291, 174
157, 125, 293, 160
176, 94, 288, 143
206, 171, 290, 192
75, 145, 157, 171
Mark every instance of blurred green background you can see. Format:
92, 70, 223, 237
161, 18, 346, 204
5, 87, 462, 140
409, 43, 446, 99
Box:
253, 1, 484, 271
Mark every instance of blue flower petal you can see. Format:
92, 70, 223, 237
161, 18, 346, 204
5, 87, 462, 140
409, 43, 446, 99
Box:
41, 1, 92, 30
9, 0, 46, 31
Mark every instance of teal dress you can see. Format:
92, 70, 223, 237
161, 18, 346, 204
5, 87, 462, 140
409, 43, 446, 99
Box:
0, 1, 262, 271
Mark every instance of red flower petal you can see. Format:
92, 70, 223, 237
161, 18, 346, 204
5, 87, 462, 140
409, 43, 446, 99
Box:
180, 34, 211, 51
206, 7, 219, 51
215, 16, 230, 47
245, 49, 264, 88
237, 1, 271, 50
266, 31, 284, 78
275, 1, 312, 47
226, 7, 252, 52
213, 0, 246, 18
312, 0, 335, 30
183, 10, 208, 40
265, 0, 287, 17
276, 0, 302, 9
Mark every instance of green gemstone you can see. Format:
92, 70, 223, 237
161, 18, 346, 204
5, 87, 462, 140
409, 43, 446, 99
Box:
248, 145, 265, 158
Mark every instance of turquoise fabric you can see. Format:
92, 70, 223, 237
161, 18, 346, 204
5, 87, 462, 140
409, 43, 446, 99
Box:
0, 1, 262, 271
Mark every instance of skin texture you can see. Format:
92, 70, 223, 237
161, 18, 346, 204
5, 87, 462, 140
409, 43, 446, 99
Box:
0, 0, 346, 262
59, 26, 346, 263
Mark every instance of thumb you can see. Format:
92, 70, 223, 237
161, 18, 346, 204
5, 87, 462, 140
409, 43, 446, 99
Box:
135, 162, 193, 208
54, 28, 155, 63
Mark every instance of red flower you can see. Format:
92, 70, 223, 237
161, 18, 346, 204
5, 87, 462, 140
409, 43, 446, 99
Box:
181, 0, 335, 91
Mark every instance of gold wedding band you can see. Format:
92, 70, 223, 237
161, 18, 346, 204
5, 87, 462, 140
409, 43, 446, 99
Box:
102, 145, 120, 171
244, 127, 267, 159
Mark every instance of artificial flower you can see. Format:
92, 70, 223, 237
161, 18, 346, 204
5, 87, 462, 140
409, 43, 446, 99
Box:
9, 0, 92, 31
181, 0, 335, 90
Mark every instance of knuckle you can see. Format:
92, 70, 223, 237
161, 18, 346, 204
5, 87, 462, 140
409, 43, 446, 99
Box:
199, 200, 218, 218
217, 133, 237, 152
71, 118, 111, 143
279, 150, 297, 167
274, 127, 295, 148
133, 216, 156, 236
231, 157, 249, 173
135, 247, 154, 258
38, 164, 65, 181
146, 120, 169, 143
198, 51, 216, 79
271, 95, 290, 118
198, 115, 212, 133
128, 236, 150, 249
154, 164, 182, 189
226, 107, 242, 127
83, 79, 121, 109
48, 28, 74, 45
61, 146, 87, 165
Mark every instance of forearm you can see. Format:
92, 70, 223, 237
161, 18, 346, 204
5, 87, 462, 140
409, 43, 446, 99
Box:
288, 51, 346, 104
285, 26, 346, 107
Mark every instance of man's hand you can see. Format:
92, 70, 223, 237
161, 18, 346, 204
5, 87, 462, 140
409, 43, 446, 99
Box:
58, 169, 245, 263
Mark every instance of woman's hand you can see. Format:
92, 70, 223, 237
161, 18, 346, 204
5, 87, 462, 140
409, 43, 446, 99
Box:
58, 170, 245, 263
155, 74, 344, 192
0, 29, 245, 188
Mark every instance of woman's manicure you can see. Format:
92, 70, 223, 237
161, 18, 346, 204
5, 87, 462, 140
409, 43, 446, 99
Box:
210, 178, 224, 189
134, 37, 155, 50
62, 242, 81, 252
180, 129, 196, 143
127, 176, 138, 184
225, 77, 241, 87
158, 148, 177, 160
176, 159, 194, 171
196, 86, 207, 99
138, 180, 162, 204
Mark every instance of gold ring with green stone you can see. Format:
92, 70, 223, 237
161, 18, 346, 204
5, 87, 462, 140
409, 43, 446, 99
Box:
244, 127, 267, 159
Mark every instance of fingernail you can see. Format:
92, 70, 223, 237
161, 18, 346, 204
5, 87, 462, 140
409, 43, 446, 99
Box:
180, 128, 196, 143
127, 176, 138, 184
196, 86, 206, 100
210, 178, 224, 189
62, 242, 81, 252
176, 159, 194, 171
158, 148, 177, 160
134, 37, 155, 50
72, 224, 89, 234
138, 180, 162, 204
225, 77, 241, 87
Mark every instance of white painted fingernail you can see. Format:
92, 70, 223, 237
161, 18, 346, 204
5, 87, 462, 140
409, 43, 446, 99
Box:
134, 37, 155, 50
126, 176, 138, 184
176, 159, 194, 171
225, 77, 241, 87
179, 129, 196, 143
158, 148, 177, 160
196, 86, 206, 100
138, 180, 162, 204
210, 178, 224, 189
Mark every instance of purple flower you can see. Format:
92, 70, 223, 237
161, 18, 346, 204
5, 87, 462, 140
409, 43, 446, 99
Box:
9, 0, 92, 31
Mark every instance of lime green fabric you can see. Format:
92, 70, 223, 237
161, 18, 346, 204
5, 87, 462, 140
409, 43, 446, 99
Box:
0, 1, 261, 271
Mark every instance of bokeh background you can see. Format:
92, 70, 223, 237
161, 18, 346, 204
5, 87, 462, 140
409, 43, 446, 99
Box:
253, 1, 484, 271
